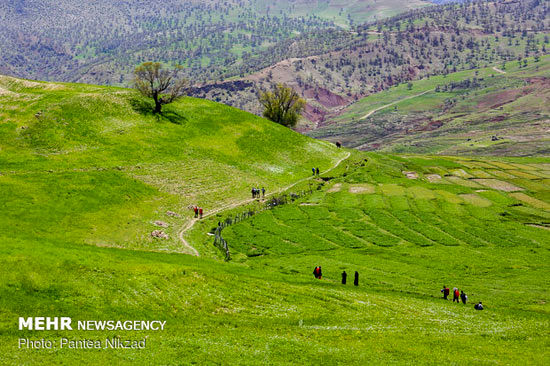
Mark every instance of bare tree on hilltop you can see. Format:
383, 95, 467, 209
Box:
259, 84, 305, 128
134, 62, 190, 114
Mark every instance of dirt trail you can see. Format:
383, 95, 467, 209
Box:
177, 152, 351, 256
492, 66, 507, 74
360, 90, 433, 120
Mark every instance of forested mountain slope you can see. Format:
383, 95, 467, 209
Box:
192, 0, 549, 127
0, 0, 429, 85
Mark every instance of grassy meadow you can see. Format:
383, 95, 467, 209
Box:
0, 76, 549, 364
310, 55, 550, 156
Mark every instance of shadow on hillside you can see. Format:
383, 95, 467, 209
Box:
129, 97, 187, 125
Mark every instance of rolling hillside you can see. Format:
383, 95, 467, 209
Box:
193, 0, 549, 128
0, 0, 430, 86
309, 55, 550, 156
0, 77, 548, 364
0, 75, 345, 253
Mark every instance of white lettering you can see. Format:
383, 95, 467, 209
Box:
19, 317, 33, 330
34, 317, 45, 330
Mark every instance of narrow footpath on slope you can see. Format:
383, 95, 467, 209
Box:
360, 89, 434, 120
178, 151, 352, 256
492, 66, 507, 74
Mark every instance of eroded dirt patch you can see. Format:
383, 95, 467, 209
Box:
349, 184, 375, 194
425, 174, 442, 182
473, 179, 523, 192
327, 183, 342, 193
403, 171, 418, 179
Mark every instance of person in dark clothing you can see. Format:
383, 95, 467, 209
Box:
194, 206, 198, 218
313, 266, 319, 279
460, 290, 467, 304
453, 287, 460, 303
336, 142, 341, 148
316, 167, 320, 176
318, 266, 322, 279
341, 271, 347, 285
261, 187, 265, 198
251, 188, 256, 198
354, 271, 359, 286
312, 168, 315, 176
441, 286, 450, 300
199, 207, 203, 219
474, 302, 484, 310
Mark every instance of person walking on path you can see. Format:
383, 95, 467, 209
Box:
354, 271, 359, 286
460, 290, 468, 304
453, 288, 460, 303
312, 168, 315, 176
194, 206, 198, 218
316, 167, 320, 176
261, 187, 265, 198
441, 285, 450, 300
341, 271, 347, 285
199, 207, 203, 219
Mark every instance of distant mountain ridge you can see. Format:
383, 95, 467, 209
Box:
0, 0, 430, 85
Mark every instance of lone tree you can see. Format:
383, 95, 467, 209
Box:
259, 84, 305, 128
133, 62, 189, 114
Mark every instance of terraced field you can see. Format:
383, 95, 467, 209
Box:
184, 153, 550, 363
1, 76, 548, 364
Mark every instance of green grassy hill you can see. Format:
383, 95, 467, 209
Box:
1, 77, 549, 364
0, 75, 345, 253
309, 55, 550, 156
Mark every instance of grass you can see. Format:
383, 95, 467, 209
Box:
0, 75, 345, 254
1, 77, 549, 364
310, 55, 550, 156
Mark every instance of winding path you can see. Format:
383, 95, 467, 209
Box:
178, 151, 351, 256
360, 89, 434, 120
492, 66, 507, 74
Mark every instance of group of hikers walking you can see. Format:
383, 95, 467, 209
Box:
251, 187, 265, 199
441, 285, 483, 310
312, 167, 320, 176
313, 267, 359, 286
193, 206, 204, 219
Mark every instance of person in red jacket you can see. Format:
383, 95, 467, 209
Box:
453, 288, 460, 303
199, 207, 203, 219
193, 206, 198, 218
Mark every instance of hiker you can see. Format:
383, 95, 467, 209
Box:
354, 271, 359, 286
193, 206, 198, 218
199, 207, 203, 219
336, 141, 341, 148
453, 287, 460, 303
313, 266, 319, 279
261, 187, 265, 198
316, 167, 320, 176
474, 302, 484, 310
460, 290, 468, 304
441, 285, 450, 300
251, 188, 256, 198
341, 271, 347, 285
312, 168, 315, 176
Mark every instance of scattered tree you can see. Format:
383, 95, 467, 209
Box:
134, 62, 189, 114
259, 84, 305, 128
